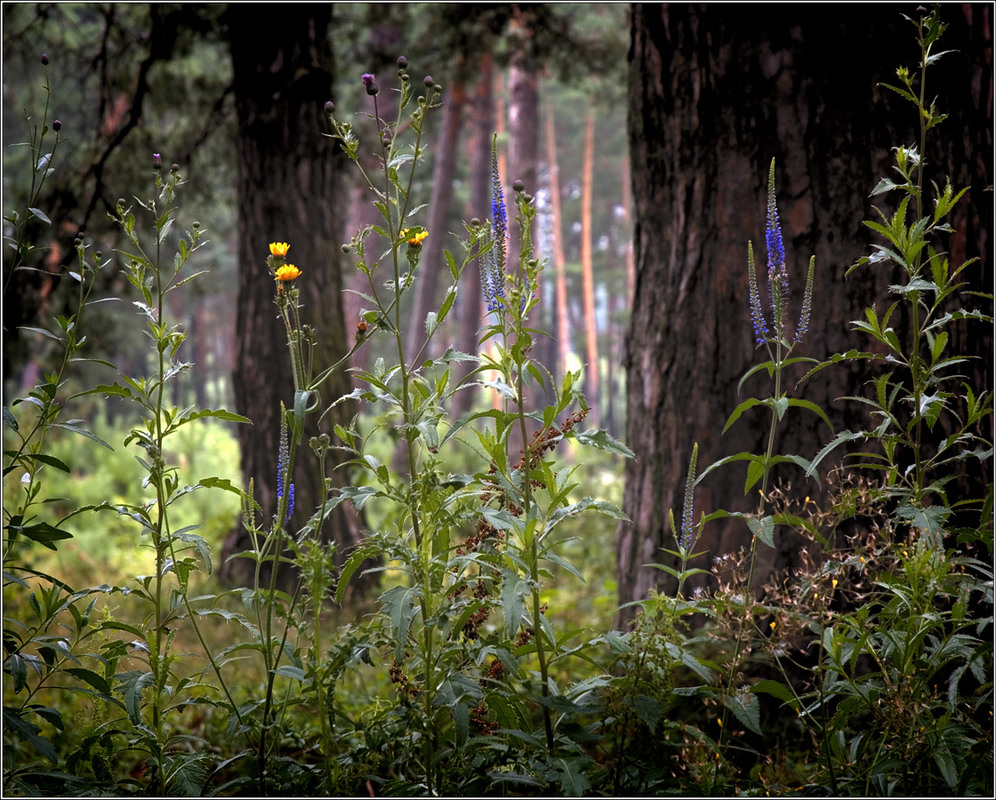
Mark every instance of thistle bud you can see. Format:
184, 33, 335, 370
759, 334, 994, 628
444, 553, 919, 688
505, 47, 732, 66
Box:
513, 180, 525, 193
397, 56, 408, 69
324, 100, 335, 115
152, 153, 162, 171
52, 119, 62, 132
361, 73, 379, 96
41, 54, 49, 65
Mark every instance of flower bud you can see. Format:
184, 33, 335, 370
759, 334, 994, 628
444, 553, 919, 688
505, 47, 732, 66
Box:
41, 54, 49, 65
170, 163, 180, 174
361, 73, 379, 96
324, 100, 335, 115
152, 153, 162, 171
341, 243, 351, 254
513, 180, 525, 193
397, 56, 408, 69
52, 119, 62, 132
423, 75, 434, 88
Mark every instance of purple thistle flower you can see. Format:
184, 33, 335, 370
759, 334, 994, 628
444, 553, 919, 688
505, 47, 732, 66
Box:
361, 73, 379, 96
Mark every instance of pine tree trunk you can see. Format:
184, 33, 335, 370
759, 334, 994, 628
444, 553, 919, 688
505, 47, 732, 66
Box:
451, 53, 495, 420
406, 80, 467, 363
544, 103, 571, 382
617, 3, 992, 627
579, 105, 599, 424
220, 5, 369, 597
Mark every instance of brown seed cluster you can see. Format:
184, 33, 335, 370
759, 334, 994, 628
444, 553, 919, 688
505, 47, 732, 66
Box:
389, 657, 420, 705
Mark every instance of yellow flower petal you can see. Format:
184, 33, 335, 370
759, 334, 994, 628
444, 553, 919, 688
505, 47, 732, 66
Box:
274, 264, 301, 281
269, 242, 290, 257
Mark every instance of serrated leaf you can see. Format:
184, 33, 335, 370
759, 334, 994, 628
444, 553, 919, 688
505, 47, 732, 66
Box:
379, 584, 419, 660
723, 691, 762, 735
747, 515, 776, 548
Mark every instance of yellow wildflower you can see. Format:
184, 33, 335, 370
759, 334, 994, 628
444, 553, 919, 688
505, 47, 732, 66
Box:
401, 229, 428, 246
274, 264, 301, 282
269, 242, 290, 258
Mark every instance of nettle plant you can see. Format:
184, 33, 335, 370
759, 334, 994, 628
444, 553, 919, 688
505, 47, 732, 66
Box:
261, 59, 633, 795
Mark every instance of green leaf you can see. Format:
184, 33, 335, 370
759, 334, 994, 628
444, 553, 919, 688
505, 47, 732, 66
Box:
50, 422, 113, 450
273, 665, 308, 682
750, 679, 799, 711
3, 707, 57, 762
722, 691, 762, 735
117, 670, 155, 726
573, 428, 635, 458
501, 568, 529, 638
744, 458, 765, 495
748, 515, 776, 548
379, 584, 419, 660
933, 746, 958, 789
18, 452, 71, 472
197, 476, 244, 496
28, 207, 52, 225
723, 398, 764, 434
176, 408, 252, 427
16, 522, 73, 550
786, 398, 833, 432
64, 667, 111, 695
335, 547, 381, 603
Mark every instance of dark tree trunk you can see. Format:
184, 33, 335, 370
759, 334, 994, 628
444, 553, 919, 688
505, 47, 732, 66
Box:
220, 5, 368, 598
617, 3, 993, 627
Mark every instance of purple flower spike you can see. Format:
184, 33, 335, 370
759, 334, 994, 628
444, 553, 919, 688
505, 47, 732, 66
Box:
679, 443, 699, 551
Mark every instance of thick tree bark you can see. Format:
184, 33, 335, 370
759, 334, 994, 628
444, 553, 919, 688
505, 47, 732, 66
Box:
617, 3, 992, 627
220, 5, 368, 596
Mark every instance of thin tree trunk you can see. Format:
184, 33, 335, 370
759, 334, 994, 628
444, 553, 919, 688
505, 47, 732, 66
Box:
406, 79, 467, 363
451, 53, 495, 420
545, 101, 571, 382
579, 104, 599, 424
